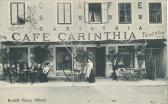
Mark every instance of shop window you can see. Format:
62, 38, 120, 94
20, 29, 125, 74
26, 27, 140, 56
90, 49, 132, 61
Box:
118, 3, 132, 24
118, 46, 135, 68
56, 47, 72, 70
84, 3, 108, 24
57, 2, 71, 24
9, 48, 28, 64
149, 3, 162, 23
10, 2, 25, 25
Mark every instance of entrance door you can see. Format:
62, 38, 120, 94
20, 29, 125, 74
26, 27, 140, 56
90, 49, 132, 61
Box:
95, 47, 106, 77
145, 48, 162, 79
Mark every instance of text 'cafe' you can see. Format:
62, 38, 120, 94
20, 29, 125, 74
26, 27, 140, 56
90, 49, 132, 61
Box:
0, 0, 167, 79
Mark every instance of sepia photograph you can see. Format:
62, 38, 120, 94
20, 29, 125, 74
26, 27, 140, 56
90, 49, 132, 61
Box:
0, 0, 167, 104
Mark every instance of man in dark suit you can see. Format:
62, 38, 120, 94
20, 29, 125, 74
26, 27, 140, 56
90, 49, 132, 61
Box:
6, 64, 12, 83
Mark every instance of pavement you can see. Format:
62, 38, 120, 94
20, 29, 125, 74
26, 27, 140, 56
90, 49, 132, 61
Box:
0, 78, 168, 104
0, 78, 167, 87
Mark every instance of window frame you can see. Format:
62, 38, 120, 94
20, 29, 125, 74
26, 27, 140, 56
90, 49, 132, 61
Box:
10, 2, 25, 25
118, 3, 132, 24
84, 2, 108, 24
56, 47, 72, 70
149, 2, 162, 24
57, 2, 72, 24
88, 3, 102, 24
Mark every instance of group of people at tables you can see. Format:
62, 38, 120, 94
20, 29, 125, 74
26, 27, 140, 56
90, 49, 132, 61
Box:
2, 62, 50, 84
2, 58, 96, 84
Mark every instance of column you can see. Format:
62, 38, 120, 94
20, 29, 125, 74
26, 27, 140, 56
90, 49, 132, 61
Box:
105, 46, 108, 77
28, 47, 31, 67
134, 45, 138, 70
53, 46, 56, 76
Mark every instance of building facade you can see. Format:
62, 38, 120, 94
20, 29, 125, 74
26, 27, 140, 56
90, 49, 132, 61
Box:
0, 0, 167, 78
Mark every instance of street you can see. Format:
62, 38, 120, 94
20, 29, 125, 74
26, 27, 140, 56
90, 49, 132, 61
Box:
0, 80, 168, 104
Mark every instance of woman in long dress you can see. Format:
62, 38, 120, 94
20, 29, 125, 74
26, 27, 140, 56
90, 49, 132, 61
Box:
41, 63, 50, 82
84, 59, 95, 83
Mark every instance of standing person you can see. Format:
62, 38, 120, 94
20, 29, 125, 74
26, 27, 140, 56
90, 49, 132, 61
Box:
2, 63, 7, 80
29, 63, 37, 84
6, 64, 12, 83
41, 63, 50, 82
11, 64, 17, 82
23, 63, 29, 82
36, 64, 42, 82
16, 63, 21, 82
84, 59, 95, 83
112, 57, 119, 80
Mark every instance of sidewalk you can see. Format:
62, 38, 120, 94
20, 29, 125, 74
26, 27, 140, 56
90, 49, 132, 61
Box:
0, 78, 167, 88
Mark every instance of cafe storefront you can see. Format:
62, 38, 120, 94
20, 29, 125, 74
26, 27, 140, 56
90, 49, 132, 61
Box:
0, 0, 167, 79
0, 40, 166, 79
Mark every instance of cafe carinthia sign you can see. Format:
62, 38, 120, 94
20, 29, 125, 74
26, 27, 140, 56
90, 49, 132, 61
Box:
0, 30, 166, 42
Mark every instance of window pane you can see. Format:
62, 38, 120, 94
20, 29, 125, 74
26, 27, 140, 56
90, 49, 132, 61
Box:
119, 3, 131, 24
10, 3, 25, 25
118, 46, 134, 68
120, 16, 125, 23
149, 3, 162, 23
56, 47, 72, 70
57, 2, 71, 24
57, 3, 64, 23
125, 3, 131, 9
88, 3, 102, 23
11, 3, 17, 24
18, 3, 25, 24
119, 4, 124, 9
64, 3, 71, 23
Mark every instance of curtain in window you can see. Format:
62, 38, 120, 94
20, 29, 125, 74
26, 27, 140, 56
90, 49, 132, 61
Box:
118, 46, 135, 68
10, 3, 25, 25
84, 3, 108, 23
119, 3, 131, 24
149, 3, 161, 23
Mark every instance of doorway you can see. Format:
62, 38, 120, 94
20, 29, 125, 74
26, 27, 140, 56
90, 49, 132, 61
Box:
145, 48, 163, 79
87, 47, 106, 77
95, 47, 106, 77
